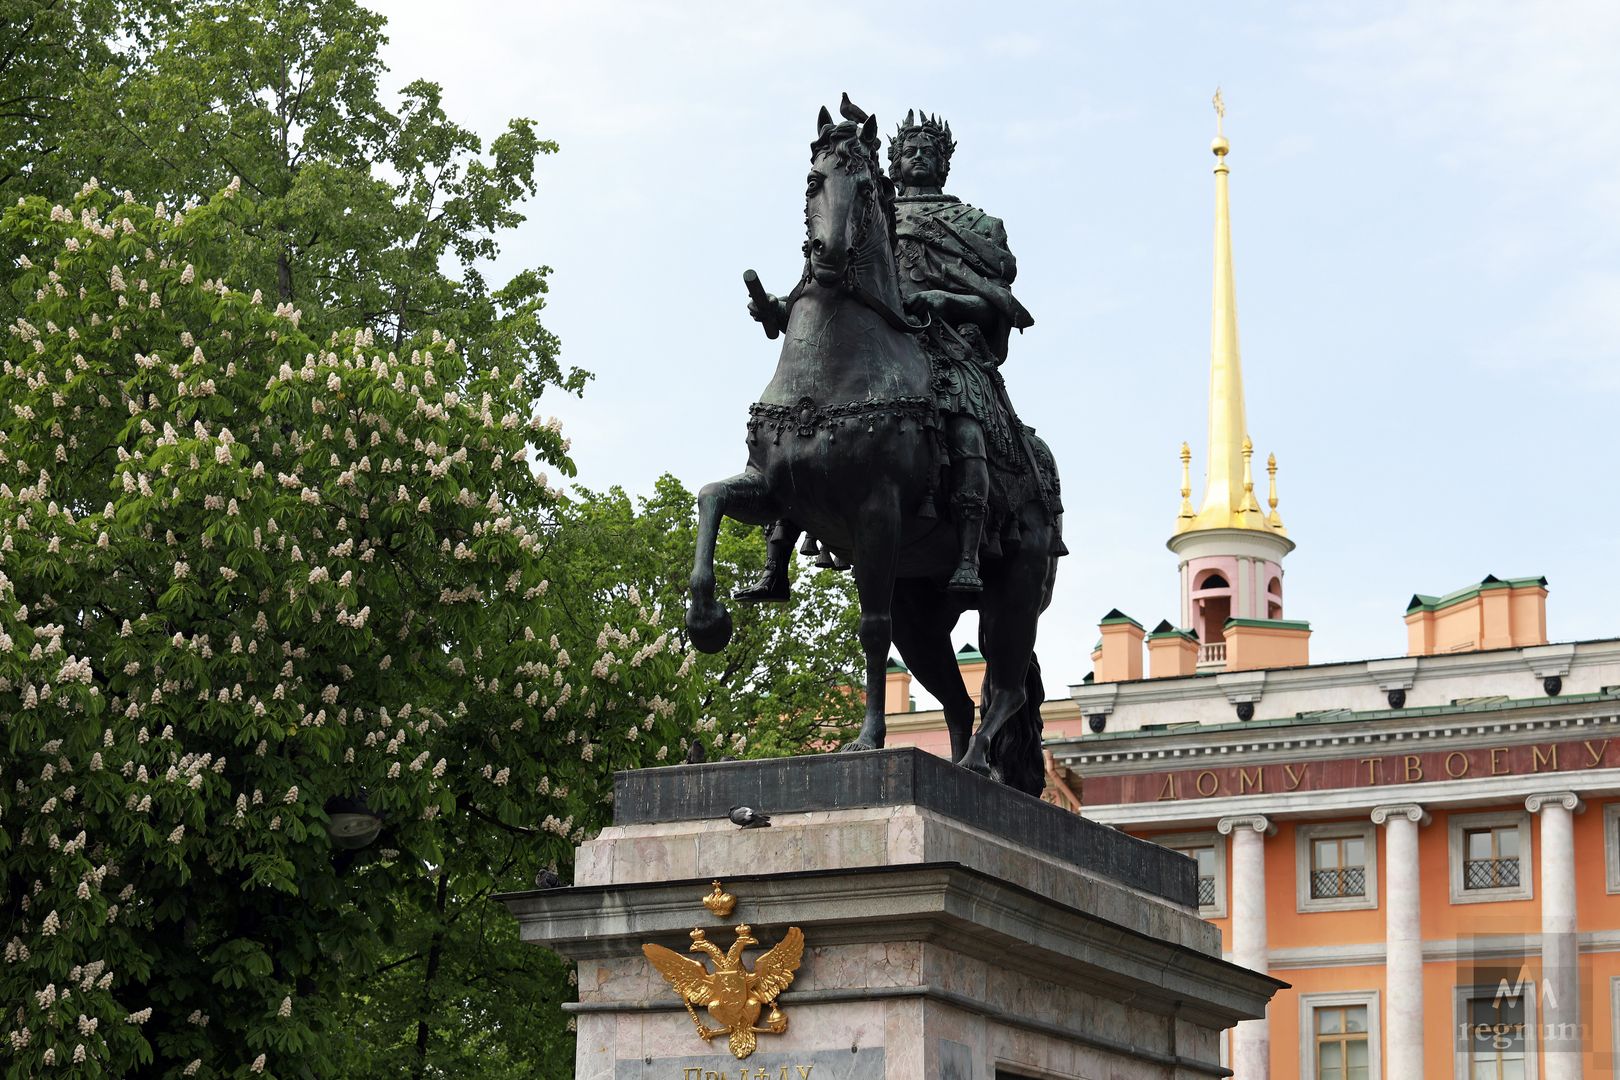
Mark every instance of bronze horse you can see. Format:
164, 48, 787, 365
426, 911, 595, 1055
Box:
685, 100, 1061, 795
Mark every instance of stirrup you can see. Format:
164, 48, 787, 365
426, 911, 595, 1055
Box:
733, 573, 790, 603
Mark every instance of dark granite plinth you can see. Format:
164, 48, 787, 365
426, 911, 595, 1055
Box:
612, 747, 1195, 907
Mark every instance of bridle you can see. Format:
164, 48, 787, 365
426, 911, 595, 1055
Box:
789, 155, 928, 337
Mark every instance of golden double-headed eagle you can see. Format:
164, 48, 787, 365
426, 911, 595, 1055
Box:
642, 923, 805, 1059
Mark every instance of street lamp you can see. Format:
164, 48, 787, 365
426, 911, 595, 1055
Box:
323, 791, 384, 850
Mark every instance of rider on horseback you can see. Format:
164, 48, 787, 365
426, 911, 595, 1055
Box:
738, 109, 1035, 599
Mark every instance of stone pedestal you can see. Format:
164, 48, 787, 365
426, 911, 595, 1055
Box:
502, 749, 1281, 1080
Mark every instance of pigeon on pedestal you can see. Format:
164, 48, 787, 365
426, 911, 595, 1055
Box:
728, 805, 771, 829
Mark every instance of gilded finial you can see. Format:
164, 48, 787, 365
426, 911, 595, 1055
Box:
1178, 442, 1194, 518
1211, 87, 1229, 158
702, 880, 737, 918
1267, 452, 1283, 529
1239, 435, 1261, 513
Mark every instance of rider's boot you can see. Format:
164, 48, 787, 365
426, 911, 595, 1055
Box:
734, 520, 797, 603
947, 454, 989, 594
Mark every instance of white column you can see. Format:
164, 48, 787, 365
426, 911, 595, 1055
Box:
1219, 814, 1273, 1079
1527, 791, 1583, 1080
1372, 804, 1429, 1080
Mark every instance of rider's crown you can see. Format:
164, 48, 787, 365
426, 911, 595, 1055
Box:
888, 109, 956, 181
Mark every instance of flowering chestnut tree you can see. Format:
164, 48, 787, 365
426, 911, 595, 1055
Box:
0, 179, 860, 1078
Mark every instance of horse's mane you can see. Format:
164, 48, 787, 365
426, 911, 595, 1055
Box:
809, 120, 897, 246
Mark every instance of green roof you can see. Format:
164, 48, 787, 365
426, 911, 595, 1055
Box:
1406, 574, 1547, 614
1147, 619, 1198, 642
1224, 617, 1311, 631
885, 657, 909, 673
956, 643, 985, 665
1099, 608, 1143, 630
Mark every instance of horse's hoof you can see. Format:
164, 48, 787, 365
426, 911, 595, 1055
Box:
686, 602, 734, 654
841, 738, 879, 753
956, 751, 991, 777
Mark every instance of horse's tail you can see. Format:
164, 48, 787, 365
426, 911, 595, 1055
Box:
988, 653, 1047, 797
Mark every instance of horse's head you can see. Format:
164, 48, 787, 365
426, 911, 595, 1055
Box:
805, 96, 892, 289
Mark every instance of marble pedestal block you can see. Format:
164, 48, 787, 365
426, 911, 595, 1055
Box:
502, 749, 1281, 1080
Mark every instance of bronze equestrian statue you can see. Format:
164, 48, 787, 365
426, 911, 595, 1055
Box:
686, 96, 1064, 794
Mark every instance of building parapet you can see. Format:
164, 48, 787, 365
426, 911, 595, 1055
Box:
1404, 574, 1548, 656
1068, 637, 1620, 736
1223, 617, 1310, 671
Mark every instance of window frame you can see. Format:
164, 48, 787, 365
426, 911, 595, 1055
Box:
1298, 990, 1381, 1080
1155, 830, 1227, 918
1296, 821, 1378, 913
1452, 983, 1539, 1080
1610, 975, 1620, 1078
1447, 810, 1533, 905
1604, 801, 1620, 895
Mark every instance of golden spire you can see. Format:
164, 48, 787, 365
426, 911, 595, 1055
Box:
1174, 91, 1285, 538
1199, 87, 1246, 526
1178, 442, 1194, 518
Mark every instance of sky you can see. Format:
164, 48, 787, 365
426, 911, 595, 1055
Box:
379, 0, 1620, 701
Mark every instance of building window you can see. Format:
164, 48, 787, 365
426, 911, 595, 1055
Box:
1184, 845, 1218, 907
1463, 826, 1520, 891
1603, 802, 1620, 894
1312, 835, 1368, 898
1448, 811, 1533, 904
1464, 994, 1527, 1080
1315, 1004, 1370, 1080
1609, 976, 1620, 1072
1296, 822, 1377, 913
1154, 831, 1226, 918
1299, 991, 1380, 1080
1452, 984, 1539, 1080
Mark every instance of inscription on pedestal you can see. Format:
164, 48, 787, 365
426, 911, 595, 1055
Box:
613, 1048, 883, 1080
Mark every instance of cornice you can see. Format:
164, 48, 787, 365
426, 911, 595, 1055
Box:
1262, 929, 1620, 971
1056, 705, 1620, 775
1080, 766, 1620, 829
501, 862, 1282, 1029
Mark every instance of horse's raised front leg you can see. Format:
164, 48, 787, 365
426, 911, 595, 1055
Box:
688, 469, 776, 654
841, 495, 902, 752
